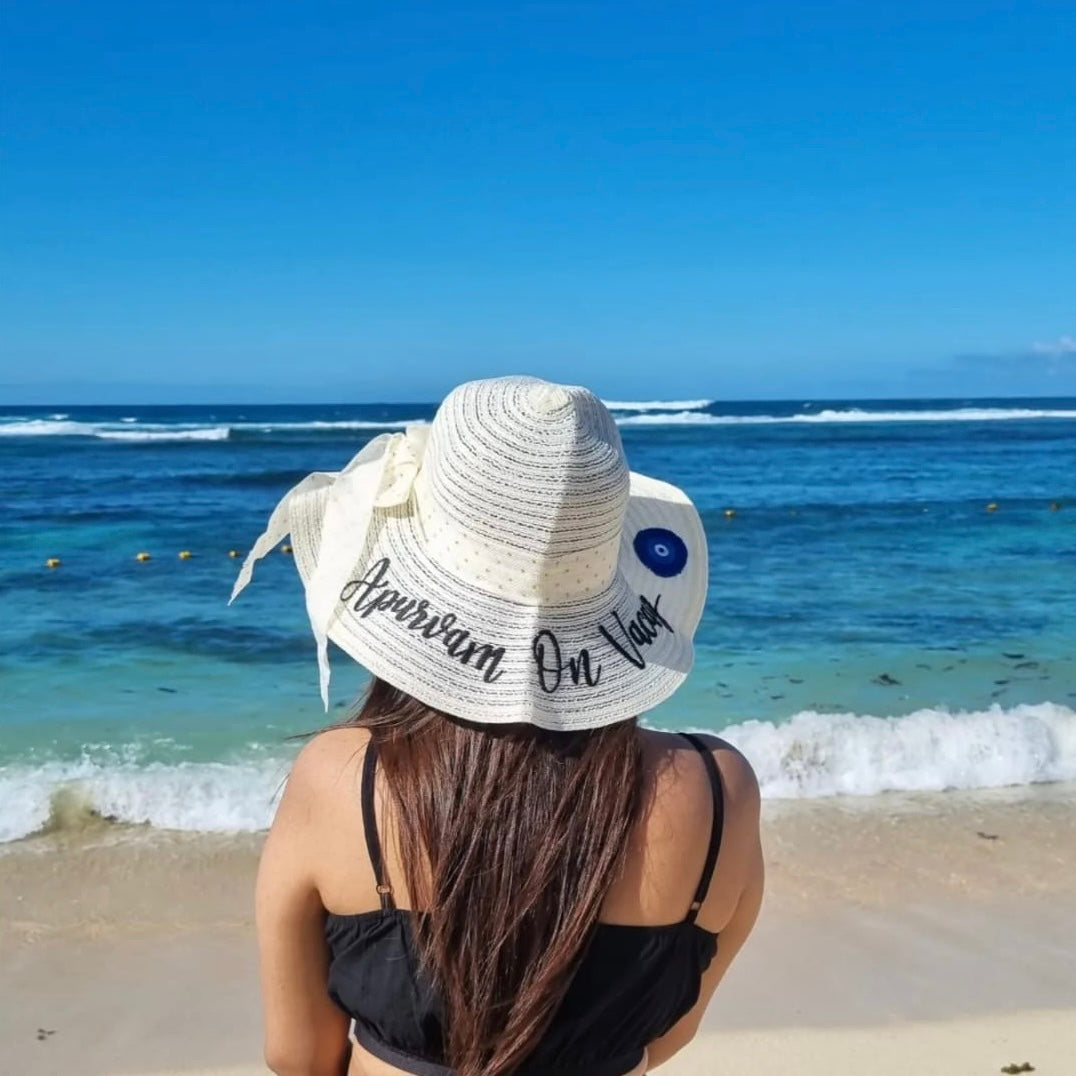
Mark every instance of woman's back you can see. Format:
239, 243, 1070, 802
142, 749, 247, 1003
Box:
306, 725, 756, 937
260, 722, 762, 1075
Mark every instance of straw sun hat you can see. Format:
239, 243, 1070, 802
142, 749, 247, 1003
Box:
231, 376, 707, 730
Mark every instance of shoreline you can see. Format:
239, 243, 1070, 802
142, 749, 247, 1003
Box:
3, 785, 1074, 1074
5, 698, 1075, 845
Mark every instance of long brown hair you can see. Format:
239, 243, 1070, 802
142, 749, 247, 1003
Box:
346, 676, 646, 1076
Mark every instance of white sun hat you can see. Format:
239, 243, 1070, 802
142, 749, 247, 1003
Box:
231, 376, 708, 731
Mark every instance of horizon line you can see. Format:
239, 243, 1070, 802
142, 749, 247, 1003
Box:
4, 391, 1076, 408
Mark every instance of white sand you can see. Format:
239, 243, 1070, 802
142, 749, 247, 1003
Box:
3, 785, 1074, 1075
103, 1012, 1076, 1076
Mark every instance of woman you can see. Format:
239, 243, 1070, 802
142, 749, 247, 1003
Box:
234, 377, 763, 1076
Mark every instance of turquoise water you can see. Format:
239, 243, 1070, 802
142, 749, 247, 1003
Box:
2, 398, 1075, 838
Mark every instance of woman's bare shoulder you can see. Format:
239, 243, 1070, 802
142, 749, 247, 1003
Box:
639, 727, 759, 810
282, 725, 373, 815
602, 728, 758, 927
267, 725, 380, 911
632, 728, 761, 923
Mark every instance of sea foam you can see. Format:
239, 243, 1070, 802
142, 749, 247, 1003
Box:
603, 399, 713, 412
97, 426, 231, 442
2, 704, 1074, 842
3, 407, 1075, 440
236, 419, 417, 431
615, 407, 1076, 427
0, 419, 102, 437
716, 702, 1076, 799
0, 756, 287, 843
787, 407, 1076, 424
616, 410, 724, 426
0, 419, 231, 441
0, 418, 419, 440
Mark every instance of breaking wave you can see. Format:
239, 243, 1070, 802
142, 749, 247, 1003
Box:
0, 755, 287, 843
3, 703, 1074, 841
0, 418, 420, 441
603, 399, 714, 412
616, 410, 723, 426
786, 407, 1076, 424
237, 419, 416, 431
96, 426, 231, 442
616, 407, 1076, 427
4, 407, 1075, 441
0, 419, 230, 442
717, 702, 1076, 799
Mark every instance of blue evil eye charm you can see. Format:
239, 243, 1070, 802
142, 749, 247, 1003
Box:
633, 527, 688, 578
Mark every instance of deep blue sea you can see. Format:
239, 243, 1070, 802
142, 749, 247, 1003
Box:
2, 397, 1075, 841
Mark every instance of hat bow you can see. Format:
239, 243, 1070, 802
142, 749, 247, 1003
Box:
230, 424, 430, 706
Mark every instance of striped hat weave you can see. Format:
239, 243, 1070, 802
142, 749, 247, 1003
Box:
231, 376, 707, 730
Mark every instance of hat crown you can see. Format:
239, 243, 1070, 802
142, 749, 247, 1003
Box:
421, 377, 630, 559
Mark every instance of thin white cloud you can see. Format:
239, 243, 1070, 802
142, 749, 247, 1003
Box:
1032, 334, 1076, 357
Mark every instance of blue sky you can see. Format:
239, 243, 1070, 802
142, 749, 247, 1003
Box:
2, 1, 1074, 403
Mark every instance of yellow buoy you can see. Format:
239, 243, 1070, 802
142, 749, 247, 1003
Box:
723, 508, 737, 520
136, 551, 151, 562
280, 543, 293, 554
986, 502, 998, 513
178, 550, 192, 559
45, 557, 61, 568
228, 549, 242, 558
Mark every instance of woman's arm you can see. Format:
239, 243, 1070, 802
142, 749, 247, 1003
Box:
645, 740, 765, 1069
257, 742, 353, 1076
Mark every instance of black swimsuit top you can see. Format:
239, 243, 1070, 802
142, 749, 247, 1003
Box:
326, 733, 724, 1076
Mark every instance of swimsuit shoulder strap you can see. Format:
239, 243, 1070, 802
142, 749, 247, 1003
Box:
360, 740, 395, 911
678, 733, 725, 924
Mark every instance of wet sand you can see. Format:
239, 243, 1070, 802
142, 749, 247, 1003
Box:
2, 784, 1074, 1075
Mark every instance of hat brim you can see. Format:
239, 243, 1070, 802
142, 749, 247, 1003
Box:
291, 470, 707, 730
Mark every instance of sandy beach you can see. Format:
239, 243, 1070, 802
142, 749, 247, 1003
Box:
3, 784, 1074, 1076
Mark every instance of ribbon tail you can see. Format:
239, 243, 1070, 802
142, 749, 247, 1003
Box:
305, 454, 394, 709
315, 624, 332, 711
229, 472, 336, 604
232, 426, 430, 712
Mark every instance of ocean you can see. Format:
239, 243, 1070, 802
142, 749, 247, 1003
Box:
2, 397, 1075, 842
